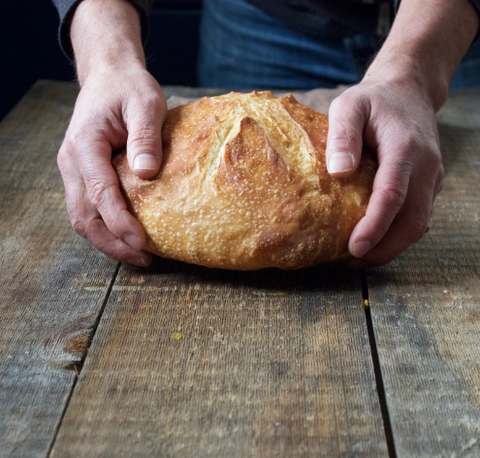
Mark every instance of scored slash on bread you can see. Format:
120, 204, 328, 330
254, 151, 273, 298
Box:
113, 91, 376, 270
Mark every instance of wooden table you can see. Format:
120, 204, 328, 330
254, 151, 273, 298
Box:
1, 80, 479, 458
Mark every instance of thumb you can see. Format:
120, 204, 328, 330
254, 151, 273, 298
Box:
126, 102, 165, 179
326, 91, 369, 177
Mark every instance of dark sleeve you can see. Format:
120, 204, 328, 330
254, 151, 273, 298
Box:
50, 0, 154, 60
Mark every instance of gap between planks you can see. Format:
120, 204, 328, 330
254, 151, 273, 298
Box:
46, 262, 122, 458
47, 262, 396, 458
361, 269, 397, 458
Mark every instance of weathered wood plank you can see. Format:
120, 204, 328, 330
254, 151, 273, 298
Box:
367, 89, 480, 457
51, 260, 387, 458
0, 81, 118, 457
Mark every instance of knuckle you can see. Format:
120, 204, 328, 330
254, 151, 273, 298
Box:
142, 95, 162, 114
423, 145, 443, 172
71, 214, 87, 238
329, 96, 347, 114
57, 135, 75, 158
128, 127, 161, 149
377, 184, 407, 213
331, 88, 364, 109
65, 123, 90, 146
56, 141, 80, 179
59, 130, 90, 162
87, 179, 115, 208
406, 216, 429, 242
430, 146, 443, 164
401, 133, 422, 152
329, 121, 362, 146
369, 221, 390, 240
129, 92, 163, 119
65, 115, 107, 149
393, 128, 432, 157
438, 162, 445, 181
401, 131, 441, 163
57, 145, 68, 170
369, 213, 396, 240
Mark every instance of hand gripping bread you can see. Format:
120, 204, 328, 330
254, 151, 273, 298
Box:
113, 91, 376, 270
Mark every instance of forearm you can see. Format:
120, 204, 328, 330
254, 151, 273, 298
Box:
71, 0, 146, 85
365, 0, 479, 110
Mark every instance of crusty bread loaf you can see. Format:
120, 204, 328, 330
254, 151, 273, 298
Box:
113, 91, 376, 270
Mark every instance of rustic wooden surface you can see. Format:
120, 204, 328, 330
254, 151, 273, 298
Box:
0, 81, 119, 457
50, 260, 386, 458
1, 80, 480, 458
367, 90, 480, 458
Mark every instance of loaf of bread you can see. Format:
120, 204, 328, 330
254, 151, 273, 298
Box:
113, 91, 376, 270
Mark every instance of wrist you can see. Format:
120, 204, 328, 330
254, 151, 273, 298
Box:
71, 0, 146, 85
363, 0, 479, 112
363, 52, 448, 112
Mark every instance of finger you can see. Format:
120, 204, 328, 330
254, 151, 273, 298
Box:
62, 138, 148, 252
59, 150, 152, 266
353, 218, 428, 268
326, 91, 369, 177
125, 95, 165, 179
358, 160, 440, 266
348, 145, 414, 258
82, 215, 152, 267
355, 181, 432, 267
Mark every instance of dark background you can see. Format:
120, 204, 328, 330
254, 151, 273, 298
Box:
0, 0, 203, 121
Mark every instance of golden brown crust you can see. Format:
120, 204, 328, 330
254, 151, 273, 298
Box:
113, 91, 377, 270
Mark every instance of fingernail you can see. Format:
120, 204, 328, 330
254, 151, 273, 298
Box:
134, 154, 158, 171
352, 240, 373, 258
328, 152, 354, 173
123, 234, 142, 251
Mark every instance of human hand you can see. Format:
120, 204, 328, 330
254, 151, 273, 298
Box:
57, 65, 167, 266
326, 77, 444, 267
325, 0, 478, 267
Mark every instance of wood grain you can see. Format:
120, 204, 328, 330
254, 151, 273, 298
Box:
367, 89, 480, 457
51, 260, 387, 458
0, 81, 118, 457
7, 81, 479, 457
